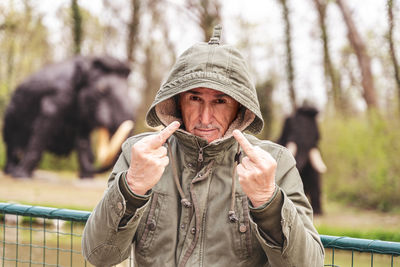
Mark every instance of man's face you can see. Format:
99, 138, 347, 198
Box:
179, 88, 240, 143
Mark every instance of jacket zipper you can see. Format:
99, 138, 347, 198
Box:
196, 147, 203, 169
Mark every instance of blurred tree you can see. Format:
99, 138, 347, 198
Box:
256, 80, 275, 139
336, 0, 378, 111
278, 0, 297, 111
0, 0, 51, 113
234, 18, 276, 138
133, 0, 177, 133
312, 0, 343, 113
59, 4, 112, 56
185, 0, 221, 41
126, 0, 141, 64
387, 0, 400, 113
71, 0, 83, 55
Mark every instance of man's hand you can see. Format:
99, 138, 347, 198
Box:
232, 130, 277, 208
126, 121, 180, 195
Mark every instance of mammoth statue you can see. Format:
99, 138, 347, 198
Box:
278, 105, 327, 215
3, 55, 135, 179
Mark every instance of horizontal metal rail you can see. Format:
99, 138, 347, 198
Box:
321, 234, 400, 256
0, 203, 90, 222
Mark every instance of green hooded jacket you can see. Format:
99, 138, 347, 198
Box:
82, 26, 324, 267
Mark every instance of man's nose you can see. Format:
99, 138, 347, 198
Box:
200, 104, 213, 124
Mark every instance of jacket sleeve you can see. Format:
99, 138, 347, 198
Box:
81, 138, 151, 267
249, 147, 325, 267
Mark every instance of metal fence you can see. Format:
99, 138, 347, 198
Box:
1, 202, 400, 267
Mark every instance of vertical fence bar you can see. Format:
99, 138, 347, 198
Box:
29, 217, 33, 267
70, 221, 73, 266
351, 249, 354, 267
43, 218, 46, 267
2, 212, 5, 267
15, 215, 19, 267
370, 252, 373, 267
57, 220, 60, 266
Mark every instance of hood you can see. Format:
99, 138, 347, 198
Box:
146, 25, 264, 140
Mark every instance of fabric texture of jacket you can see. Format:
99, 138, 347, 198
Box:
82, 26, 324, 266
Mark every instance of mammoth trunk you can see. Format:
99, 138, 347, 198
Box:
96, 120, 134, 167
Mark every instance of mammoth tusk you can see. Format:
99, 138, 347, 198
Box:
97, 127, 111, 167
97, 120, 134, 167
309, 148, 327, 173
286, 142, 297, 157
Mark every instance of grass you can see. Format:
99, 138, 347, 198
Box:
317, 225, 400, 242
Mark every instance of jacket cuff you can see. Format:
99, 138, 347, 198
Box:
119, 172, 151, 215
250, 187, 284, 246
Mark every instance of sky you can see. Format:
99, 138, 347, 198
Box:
8, 0, 397, 113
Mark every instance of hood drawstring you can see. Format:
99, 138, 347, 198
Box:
229, 144, 241, 223
167, 139, 192, 208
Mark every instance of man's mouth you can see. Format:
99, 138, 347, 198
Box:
193, 127, 218, 137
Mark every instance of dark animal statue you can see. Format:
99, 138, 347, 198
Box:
278, 105, 327, 215
3, 55, 135, 179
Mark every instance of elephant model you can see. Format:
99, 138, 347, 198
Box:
278, 105, 327, 215
3, 55, 135, 179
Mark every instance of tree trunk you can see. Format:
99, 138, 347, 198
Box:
279, 0, 297, 111
256, 80, 274, 139
185, 0, 221, 42
71, 0, 82, 55
336, 0, 378, 110
312, 0, 342, 112
127, 0, 141, 64
387, 0, 400, 113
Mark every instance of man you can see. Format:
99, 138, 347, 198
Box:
82, 26, 324, 266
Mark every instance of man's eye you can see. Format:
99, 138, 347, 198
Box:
189, 95, 201, 101
215, 99, 227, 104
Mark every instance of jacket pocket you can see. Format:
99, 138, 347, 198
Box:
230, 194, 253, 260
136, 192, 164, 256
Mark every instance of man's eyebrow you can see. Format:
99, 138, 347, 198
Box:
187, 90, 202, 95
187, 90, 229, 98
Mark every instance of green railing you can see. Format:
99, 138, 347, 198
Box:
1, 202, 400, 267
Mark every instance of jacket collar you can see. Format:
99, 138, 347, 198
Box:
173, 129, 237, 161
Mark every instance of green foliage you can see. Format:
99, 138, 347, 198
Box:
38, 152, 79, 172
317, 224, 400, 242
0, 0, 52, 113
320, 113, 400, 212
59, 3, 116, 56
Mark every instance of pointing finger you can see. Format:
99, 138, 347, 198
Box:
232, 129, 258, 162
151, 121, 180, 148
